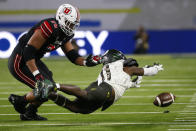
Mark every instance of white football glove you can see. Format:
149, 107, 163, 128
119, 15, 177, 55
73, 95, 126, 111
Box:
130, 76, 143, 88
154, 64, 163, 71
143, 63, 164, 76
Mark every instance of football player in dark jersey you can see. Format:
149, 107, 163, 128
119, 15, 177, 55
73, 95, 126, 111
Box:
8, 4, 101, 121
20, 49, 163, 115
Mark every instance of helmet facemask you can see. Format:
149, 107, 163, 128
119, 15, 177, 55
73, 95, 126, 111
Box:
60, 18, 79, 36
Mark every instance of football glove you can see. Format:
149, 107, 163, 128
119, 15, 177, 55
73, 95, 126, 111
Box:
130, 76, 142, 88
143, 63, 164, 76
84, 54, 102, 67
41, 80, 57, 100
33, 79, 55, 102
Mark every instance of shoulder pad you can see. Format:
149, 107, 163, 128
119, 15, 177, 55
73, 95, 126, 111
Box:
40, 19, 58, 38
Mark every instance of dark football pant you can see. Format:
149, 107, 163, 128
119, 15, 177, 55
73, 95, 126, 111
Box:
53, 82, 114, 114
8, 50, 54, 89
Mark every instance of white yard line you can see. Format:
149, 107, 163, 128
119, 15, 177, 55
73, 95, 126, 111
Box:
0, 102, 193, 108
2, 89, 196, 92
129, 89, 196, 91
142, 84, 196, 87
174, 120, 196, 122
122, 95, 194, 98
0, 94, 194, 101
184, 117, 196, 119
0, 79, 196, 84
180, 111, 196, 113
0, 79, 196, 85
0, 83, 195, 89
168, 93, 196, 131
187, 106, 196, 108
0, 122, 196, 127
143, 80, 196, 82
0, 91, 28, 94
179, 113, 196, 115
170, 125, 196, 127
0, 111, 194, 116
0, 95, 194, 100
0, 112, 165, 116
168, 129, 196, 131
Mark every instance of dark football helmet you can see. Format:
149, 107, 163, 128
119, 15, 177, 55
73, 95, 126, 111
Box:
123, 58, 139, 67
102, 49, 127, 65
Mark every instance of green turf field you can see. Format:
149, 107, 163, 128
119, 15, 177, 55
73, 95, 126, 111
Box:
0, 54, 196, 131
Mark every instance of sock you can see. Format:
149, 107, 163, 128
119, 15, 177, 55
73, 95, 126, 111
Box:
54, 94, 67, 107
23, 95, 28, 105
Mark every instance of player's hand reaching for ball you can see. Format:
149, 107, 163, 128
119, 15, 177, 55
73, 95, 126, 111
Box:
143, 63, 164, 76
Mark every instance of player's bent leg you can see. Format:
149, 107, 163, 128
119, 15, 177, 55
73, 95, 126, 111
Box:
20, 59, 54, 121
49, 92, 87, 114
8, 53, 52, 121
49, 92, 70, 108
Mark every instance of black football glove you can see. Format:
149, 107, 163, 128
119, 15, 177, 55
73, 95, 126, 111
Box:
33, 73, 44, 100
33, 79, 45, 101
40, 79, 56, 100
33, 73, 55, 102
33, 79, 55, 102
85, 54, 102, 67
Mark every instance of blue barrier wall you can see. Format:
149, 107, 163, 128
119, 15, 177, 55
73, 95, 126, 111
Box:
0, 30, 196, 58
148, 30, 196, 53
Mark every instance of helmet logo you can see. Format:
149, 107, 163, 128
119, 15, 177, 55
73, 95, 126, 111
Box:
64, 7, 72, 15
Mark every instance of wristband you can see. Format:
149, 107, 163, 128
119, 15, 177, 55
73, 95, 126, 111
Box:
83, 60, 87, 66
32, 70, 40, 76
56, 83, 60, 90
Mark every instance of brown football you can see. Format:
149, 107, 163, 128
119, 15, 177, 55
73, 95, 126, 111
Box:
153, 92, 176, 107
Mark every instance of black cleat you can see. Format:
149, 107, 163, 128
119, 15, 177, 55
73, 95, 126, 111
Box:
8, 94, 27, 114
20, 113, 47, 121
20, 104, 47, 121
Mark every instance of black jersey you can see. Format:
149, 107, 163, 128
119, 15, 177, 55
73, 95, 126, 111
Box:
16, 18, 74, 59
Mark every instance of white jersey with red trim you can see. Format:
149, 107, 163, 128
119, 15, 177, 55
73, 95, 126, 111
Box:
97, 60, 132, 102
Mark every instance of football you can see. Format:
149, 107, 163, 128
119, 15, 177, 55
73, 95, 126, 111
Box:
153, 92, 176, 107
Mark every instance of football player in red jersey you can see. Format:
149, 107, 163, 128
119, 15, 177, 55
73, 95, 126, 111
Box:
8, 4, 101, 121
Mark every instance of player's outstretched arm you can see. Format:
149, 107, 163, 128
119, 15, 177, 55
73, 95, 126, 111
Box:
62, 41, 102, 66
123, 66, 144, 76
143, 63, 164, 76
123, 63, 163, 76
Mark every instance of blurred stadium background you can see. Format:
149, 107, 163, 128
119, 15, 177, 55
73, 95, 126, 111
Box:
0, 0, 196, 131
0, 0, 196, 57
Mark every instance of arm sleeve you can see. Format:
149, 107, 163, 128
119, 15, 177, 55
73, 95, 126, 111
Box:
66, 49, 81, 64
